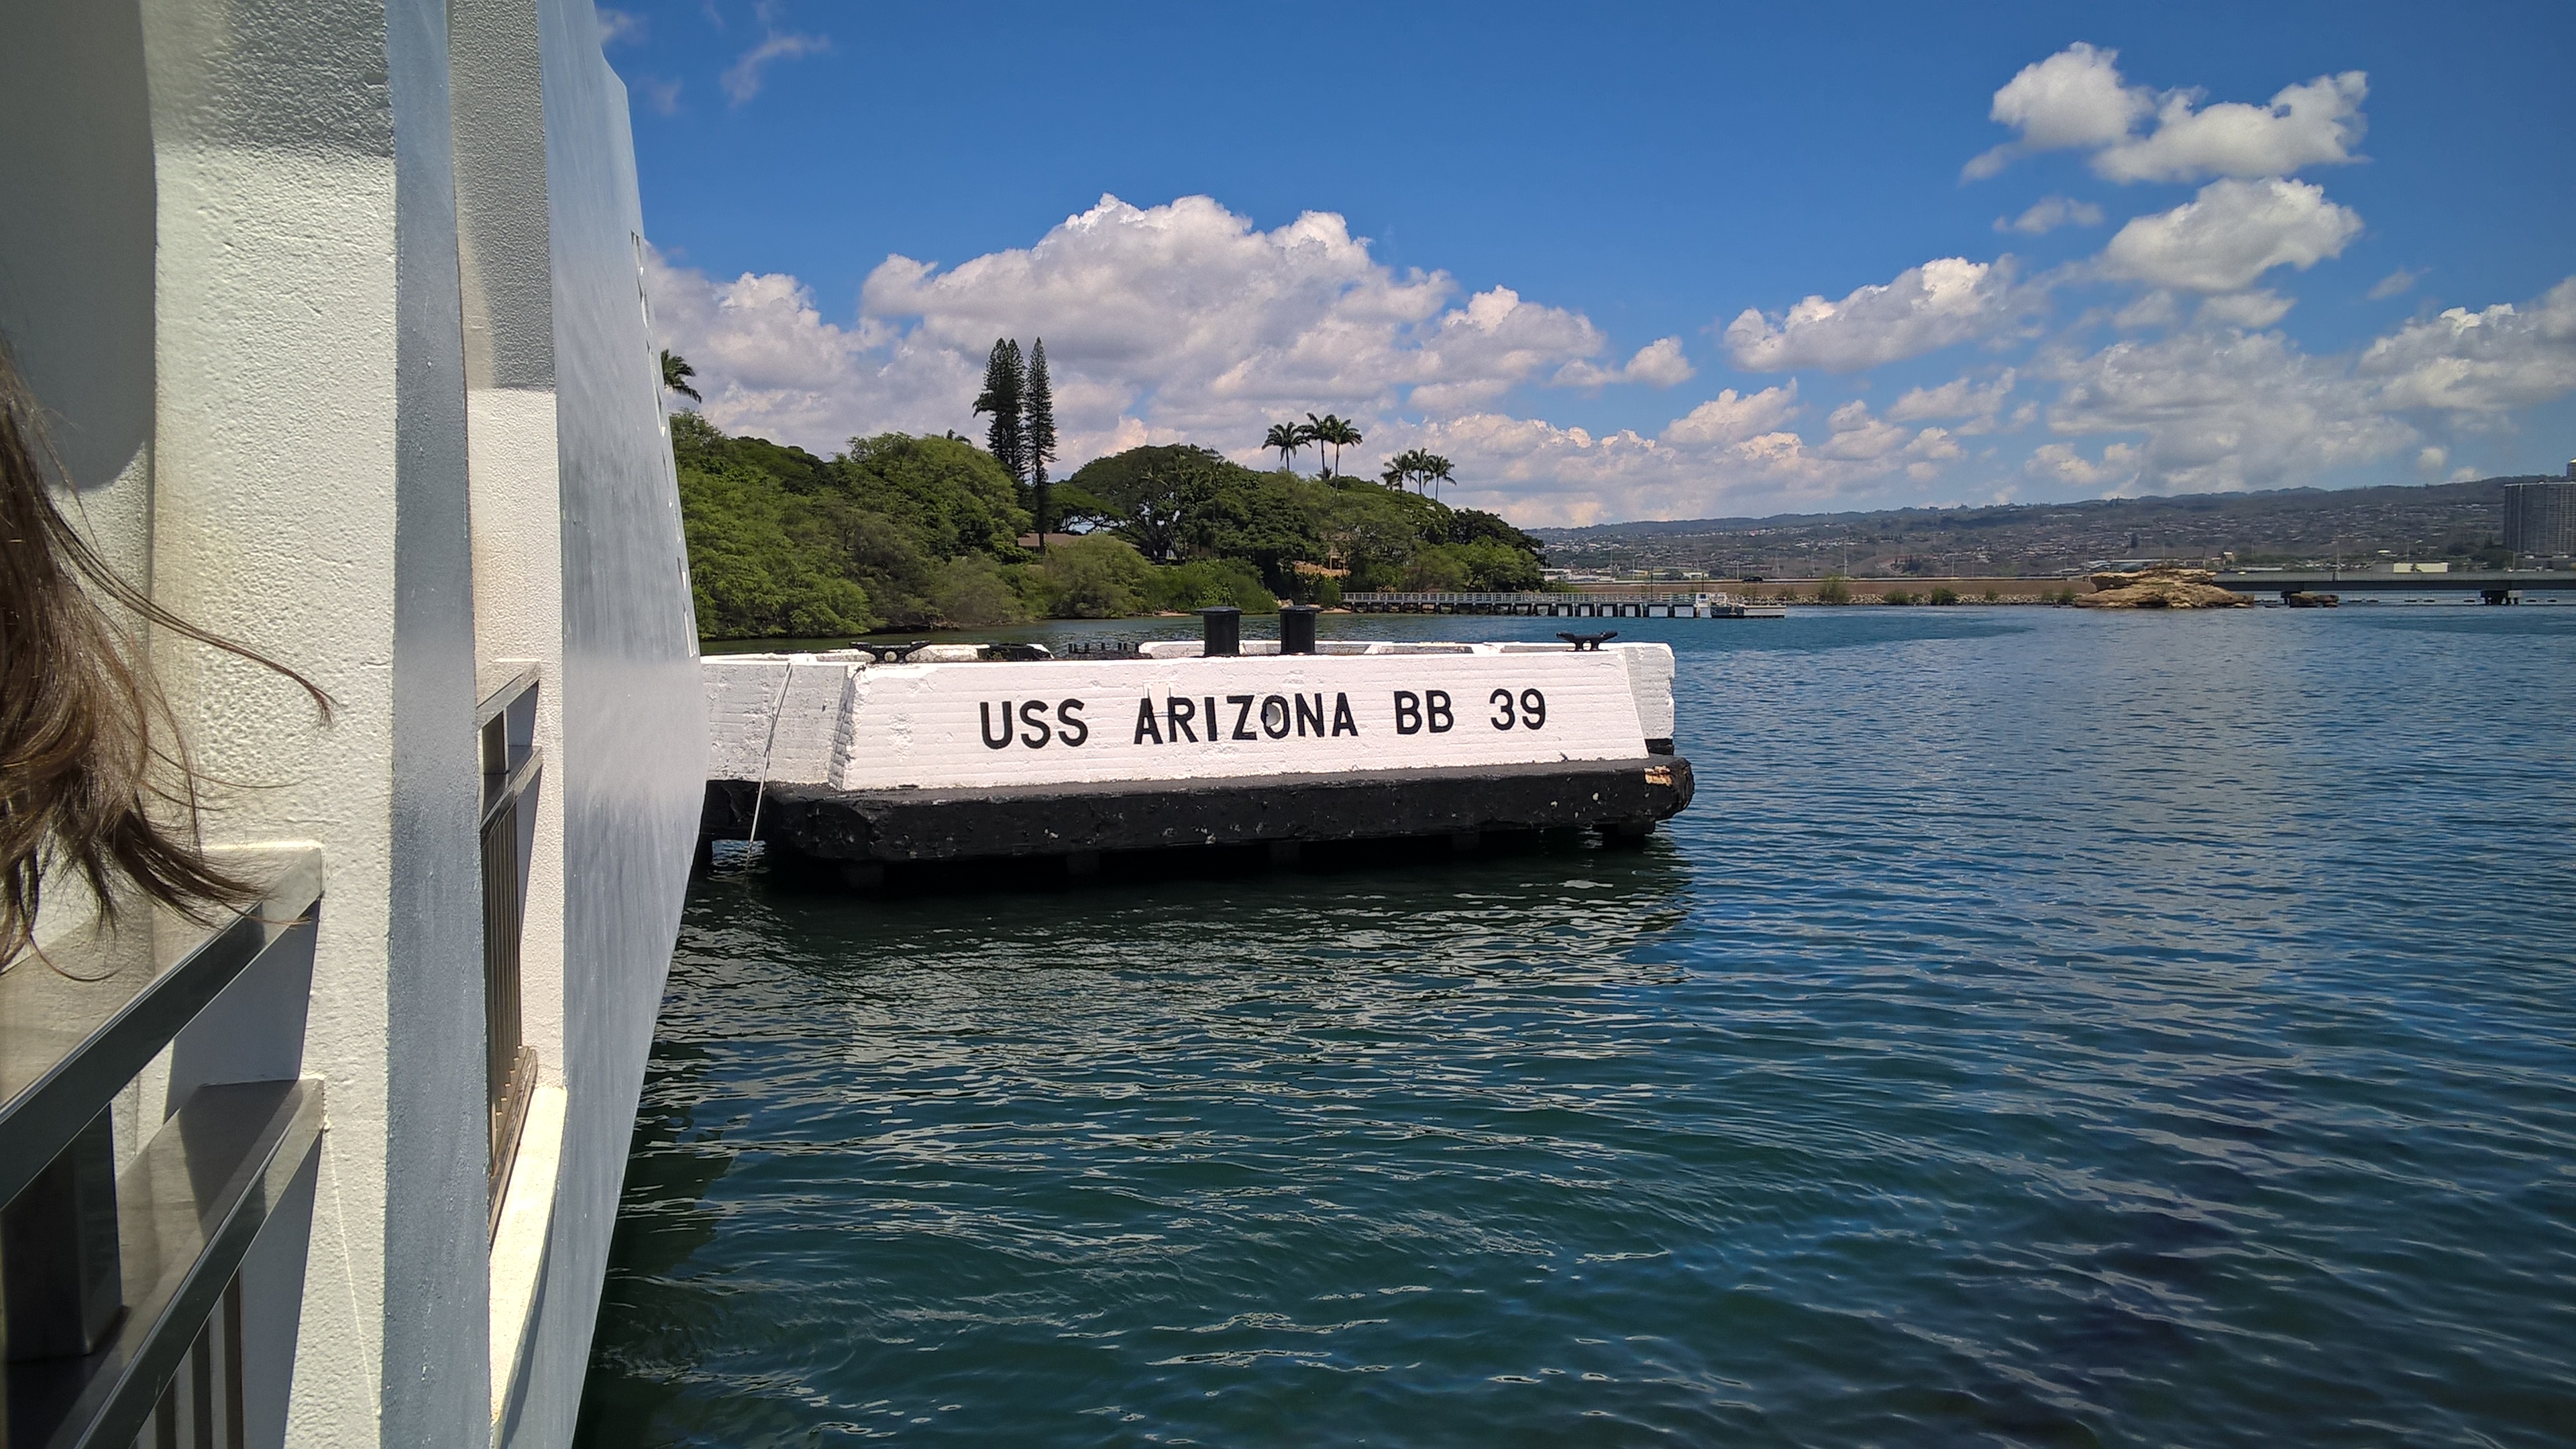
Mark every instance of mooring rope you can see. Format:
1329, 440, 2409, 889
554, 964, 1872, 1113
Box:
746, 663, 793, 847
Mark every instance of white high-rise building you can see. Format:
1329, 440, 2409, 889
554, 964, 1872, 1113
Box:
2505, 479, 2576, 559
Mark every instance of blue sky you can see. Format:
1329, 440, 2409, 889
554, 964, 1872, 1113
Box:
614, 1, 2576, 525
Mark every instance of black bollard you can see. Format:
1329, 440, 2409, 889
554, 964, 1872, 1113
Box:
1279, 604, 1320, 655
1199, 606, 1241, 657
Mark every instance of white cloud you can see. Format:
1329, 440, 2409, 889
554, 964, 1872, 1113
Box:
2095, 71, 2369, 184
1377, 400, 1967, 525
1996, 196, 2105, 235
855, 197, 1615, 430
1555, 336, 1695, 389
594, 6, 645, 44
1817, 400, 1911, 460
2012, 274, 2576, 501
645, 176, 2576, 529
2099, 178, 2361, 294
720, 27, 830, 103
1887, 368, 2017, 431
2359, 277, 2576, 414
636, 76, 682, 115
2027, 441, 2143, 490
645, 253, 972, 447
2041, 327, 2414, 493
653, 195, 1643, 474
1968, 44, 2369, 185
2368, 268, 2425, 301
1965, 44, 2150, 179
1660, 383, 1801, 445
2195, 290, 2295, 328
1724, 257, 2026, 372
1621, 337, 1697, 387
2110, 290, 2182, 331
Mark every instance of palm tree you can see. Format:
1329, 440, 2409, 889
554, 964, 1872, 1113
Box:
1306, 413, 1362, 476
1385, 448, 1439, 494
1424, 453, 1455, 500
1263, 421, 1311, 471
660, 349, 701, 402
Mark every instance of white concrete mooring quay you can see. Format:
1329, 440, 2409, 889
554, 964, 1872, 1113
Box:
701, 612, 1694, 886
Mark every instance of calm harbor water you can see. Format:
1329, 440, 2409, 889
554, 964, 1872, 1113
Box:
577, 605, 2576, 1447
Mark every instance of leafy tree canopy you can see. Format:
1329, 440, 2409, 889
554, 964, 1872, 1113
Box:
672, 418, 1550, 639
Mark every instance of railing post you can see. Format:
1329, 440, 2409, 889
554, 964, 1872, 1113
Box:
1, 1108, 123, 1360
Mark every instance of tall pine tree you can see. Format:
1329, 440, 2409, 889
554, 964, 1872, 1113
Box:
971, 338, 1026, 484
1023, 338, 1057, 549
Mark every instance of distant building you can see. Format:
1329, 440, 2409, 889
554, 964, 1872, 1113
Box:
2504, 480, 2576, 557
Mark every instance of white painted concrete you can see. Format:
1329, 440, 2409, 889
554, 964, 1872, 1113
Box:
131, 0, 492, 1440
704, 656, 864, 786
8, 3, 702, 1444
488, 1083, 566, 1442
1614, 644, 1676, 740
508, 2, 707, 1443
0, 0, 157, 579
706, 647, 1668, 792
464, 394, 569, 1084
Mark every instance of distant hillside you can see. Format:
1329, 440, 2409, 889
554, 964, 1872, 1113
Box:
1529, 477, 2540, 578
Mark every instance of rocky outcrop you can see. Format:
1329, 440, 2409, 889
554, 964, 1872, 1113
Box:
2074, 564, 2251, 610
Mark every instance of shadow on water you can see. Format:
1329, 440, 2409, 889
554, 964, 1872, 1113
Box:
753, 826, 1684, 902
578, 836, 1702, 1448
576, 1032, 741, 1444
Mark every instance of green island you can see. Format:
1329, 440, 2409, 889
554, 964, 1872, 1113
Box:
674, 386, 1546, 640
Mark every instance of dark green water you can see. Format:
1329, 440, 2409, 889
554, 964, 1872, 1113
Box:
578, 606, 2576, 1446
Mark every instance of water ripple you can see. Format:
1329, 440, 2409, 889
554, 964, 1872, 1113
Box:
581, 607, 2576, 1448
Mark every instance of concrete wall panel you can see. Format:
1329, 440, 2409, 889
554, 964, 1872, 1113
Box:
704, 657, 865, 785
134, 0, 489, 1440
511, 2, 707, 1442
705, 653, 1655, 793
0, 0, 160, 574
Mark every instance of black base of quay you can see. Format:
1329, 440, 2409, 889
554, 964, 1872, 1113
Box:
701, 757, 1693, 883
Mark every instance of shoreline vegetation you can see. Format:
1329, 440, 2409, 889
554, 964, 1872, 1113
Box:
675, 411, 1548, 641
671, 344, 2493, 643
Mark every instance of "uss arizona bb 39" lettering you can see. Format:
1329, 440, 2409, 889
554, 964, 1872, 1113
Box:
1133, 692, 1357, 745
977, 687, 1548, 749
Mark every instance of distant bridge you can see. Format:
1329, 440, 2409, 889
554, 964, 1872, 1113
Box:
2211, 570, 2575, 603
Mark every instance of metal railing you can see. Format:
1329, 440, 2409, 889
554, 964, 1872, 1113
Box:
0, 852, 325, 1449
1055, 635, 1148, 660
476, 665, 542, 1233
